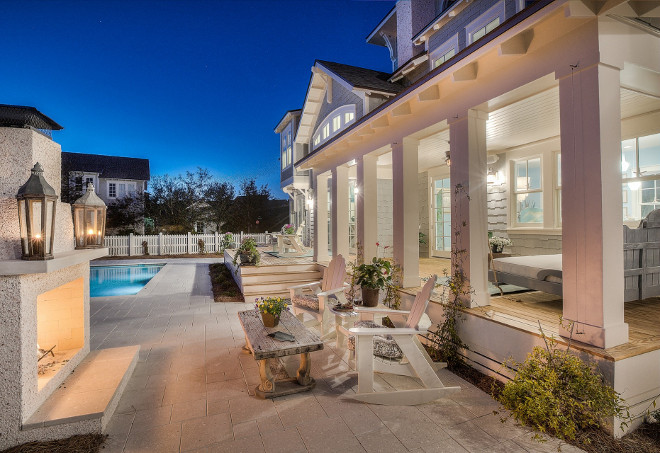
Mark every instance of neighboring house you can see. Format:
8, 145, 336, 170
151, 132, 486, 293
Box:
276, 0, 660, 433
61, 152, 150, 233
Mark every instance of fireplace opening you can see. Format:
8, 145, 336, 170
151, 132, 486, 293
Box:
36, 278, 84, 391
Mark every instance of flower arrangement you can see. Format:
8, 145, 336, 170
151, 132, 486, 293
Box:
282, 223, 295, 234
233, 237, 260, 266
489, 236, 512, 253
255, 296, 288, 327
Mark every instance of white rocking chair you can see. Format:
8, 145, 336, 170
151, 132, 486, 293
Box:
289, 254, 347, 338
340, 275, 460, 405
275, 223, 306, 256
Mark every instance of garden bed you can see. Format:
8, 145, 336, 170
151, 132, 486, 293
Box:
0, 434, 106, 453
209, 263, 244, 302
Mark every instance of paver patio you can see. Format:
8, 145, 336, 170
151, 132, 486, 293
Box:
92, 259, 582, 452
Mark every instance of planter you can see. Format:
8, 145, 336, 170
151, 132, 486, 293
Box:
491, 245, 503, 254
240, 253, 257, 265
261, 312, 280, 328
361, 287, 380, 307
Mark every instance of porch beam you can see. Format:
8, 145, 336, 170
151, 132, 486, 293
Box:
558, 61, 629, 348
392, 139, 420, 288
357, 155, 378, 262
331, 166, 350, 258
449, 110, 489, 308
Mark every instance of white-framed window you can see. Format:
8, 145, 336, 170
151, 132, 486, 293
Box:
429, 34, 459, 70
281, 124, 293, 170
312, 104, 357, 150
512, 156, 543, 224
466, 1, 505, 45
622, 132, 660, 222
108, 182, 117, 198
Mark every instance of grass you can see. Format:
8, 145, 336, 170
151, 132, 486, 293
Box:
209, 263, 244, 302
0, 434, 107, 453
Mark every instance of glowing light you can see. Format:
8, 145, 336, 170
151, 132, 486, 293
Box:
353, 187, 359, 194
35, 233, 41, 239
88, 229, 94, 235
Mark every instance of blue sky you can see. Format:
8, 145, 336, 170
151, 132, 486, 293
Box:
2, 0, 395, 197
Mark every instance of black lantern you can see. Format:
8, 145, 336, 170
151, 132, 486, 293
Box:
16, 163, 58, 260
72, 182, 106, 249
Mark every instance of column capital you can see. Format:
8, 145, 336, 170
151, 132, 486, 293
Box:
448, 109, 488, 125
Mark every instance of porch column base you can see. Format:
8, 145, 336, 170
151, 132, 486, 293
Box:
559, 320, 629, 349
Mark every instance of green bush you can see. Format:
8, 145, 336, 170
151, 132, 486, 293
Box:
499, 333, 629, 441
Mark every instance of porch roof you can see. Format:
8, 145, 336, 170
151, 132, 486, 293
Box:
0, 104, 63, 131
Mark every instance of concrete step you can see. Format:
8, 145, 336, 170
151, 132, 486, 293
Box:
23, 345, 139, 431
241, 270, 322, 285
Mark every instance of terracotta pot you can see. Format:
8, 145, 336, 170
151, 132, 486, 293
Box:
261, 312, 280, 328
361, 287, 380, 307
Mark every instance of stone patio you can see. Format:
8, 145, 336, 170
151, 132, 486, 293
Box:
91, 259, 582, 452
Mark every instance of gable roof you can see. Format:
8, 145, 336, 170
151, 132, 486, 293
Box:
316, 60, 403, 94
62, 152, 150, 181
0, 104, 63, 130
274, 109, 302, 133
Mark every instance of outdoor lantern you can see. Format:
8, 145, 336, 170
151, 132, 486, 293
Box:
72, 182, 106, 249
16, 162, 58, 260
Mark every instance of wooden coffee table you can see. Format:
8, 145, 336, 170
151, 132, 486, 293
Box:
238, 309, 324, 399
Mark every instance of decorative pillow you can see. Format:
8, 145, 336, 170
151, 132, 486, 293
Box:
292, 294, 319, 310
347, 320, 404, 360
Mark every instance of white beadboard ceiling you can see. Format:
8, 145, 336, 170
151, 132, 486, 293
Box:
416, 87, 660, 172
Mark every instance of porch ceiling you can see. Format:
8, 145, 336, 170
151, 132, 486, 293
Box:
416, 86, 660, 172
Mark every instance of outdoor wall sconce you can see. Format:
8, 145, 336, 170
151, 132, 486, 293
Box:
72, 182, 106, 249
487, 168, 497, 184
445, 151, 451, 167
16, 163, 58, 260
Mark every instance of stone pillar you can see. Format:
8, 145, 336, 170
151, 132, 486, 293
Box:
314, 173, 330, 263
558, 62, 628, 348
449, 110, 489, 308
331, 166, 349, 258
356, 155, 378, 263
392, 139, 420, 288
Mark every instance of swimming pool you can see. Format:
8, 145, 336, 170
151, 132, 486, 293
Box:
90, 264, 165, 297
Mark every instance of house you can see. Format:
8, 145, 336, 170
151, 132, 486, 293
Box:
276, 0, 660, 434
61, 152, 150, 233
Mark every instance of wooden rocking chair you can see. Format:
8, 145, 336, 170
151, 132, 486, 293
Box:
339, 275, 460, 405
275, 223, 306, 256
289, 254, 347, 338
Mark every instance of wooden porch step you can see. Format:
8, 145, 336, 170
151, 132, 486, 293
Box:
241, 270, 322, 285
239, 263, 320, 275
23, 346, 139, 431
243, 277, 321, 294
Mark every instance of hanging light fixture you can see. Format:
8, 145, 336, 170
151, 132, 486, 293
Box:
16, 163, 58, 260
72, 182, 106, 249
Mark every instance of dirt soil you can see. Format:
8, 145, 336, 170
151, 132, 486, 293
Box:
209, 263, 244, 302
0, 434, 107, 453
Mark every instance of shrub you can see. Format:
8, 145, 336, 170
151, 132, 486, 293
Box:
498, 325, 629, 441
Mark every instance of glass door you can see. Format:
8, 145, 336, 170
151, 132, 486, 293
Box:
432, 177, 451, 257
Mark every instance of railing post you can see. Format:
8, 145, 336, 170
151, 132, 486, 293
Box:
128, 233, 134, 256
158, 233, 163, 255
214, 232, 219, 253
187, 232, 192, 254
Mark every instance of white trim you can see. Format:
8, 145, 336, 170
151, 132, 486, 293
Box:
466, 1, 505, 45
509, 154, 543, 227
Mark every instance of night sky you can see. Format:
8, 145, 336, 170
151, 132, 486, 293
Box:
2, 0, 396, 197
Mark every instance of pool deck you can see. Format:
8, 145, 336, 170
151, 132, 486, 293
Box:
91, 258, 583, 453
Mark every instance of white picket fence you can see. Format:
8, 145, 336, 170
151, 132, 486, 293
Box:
104, 232, 272, 256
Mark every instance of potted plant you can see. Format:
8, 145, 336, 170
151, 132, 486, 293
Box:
256, 296, 288, 327
489, 235, 512, 253
220, 232, 234, 251
233, 237, 260, 266
354, 257, 393, 307
282, 223, 295, 234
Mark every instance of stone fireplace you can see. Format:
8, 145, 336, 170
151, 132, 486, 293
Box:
0, 106, 138, 449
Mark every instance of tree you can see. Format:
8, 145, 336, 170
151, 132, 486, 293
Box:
106, 193, 145, 234
205, 181, 235, 231
224, 179, 271, 233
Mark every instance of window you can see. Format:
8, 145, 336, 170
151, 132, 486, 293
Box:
108, 182, 116, 198
466, 1, 505, 45
281, 125, 293, 170
622, 133, 660, 221
84, 177, 94, 191
312, 104, 357, 150
118, 183, 126, 198
75, 176, 83, 192
513, 157, 543, 224
433, 48, 455, 68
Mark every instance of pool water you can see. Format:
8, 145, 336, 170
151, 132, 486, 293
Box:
90, 264, 164, 297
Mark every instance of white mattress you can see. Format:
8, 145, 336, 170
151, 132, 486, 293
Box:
492, 254, 563, 282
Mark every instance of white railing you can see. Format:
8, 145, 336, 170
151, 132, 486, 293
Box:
103, 232, 272, 256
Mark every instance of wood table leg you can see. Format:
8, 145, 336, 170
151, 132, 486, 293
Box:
296, 352, 313, 386
258, 359, 275, 393
242, 334, 252, 354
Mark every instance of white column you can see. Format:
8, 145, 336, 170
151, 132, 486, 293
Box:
314, 173, 330, 263
392, 138, 420, 288
558, 62, 628, 348
331, 166, 350, 258
357, 155, 378, 263
449, 110, 489, 308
